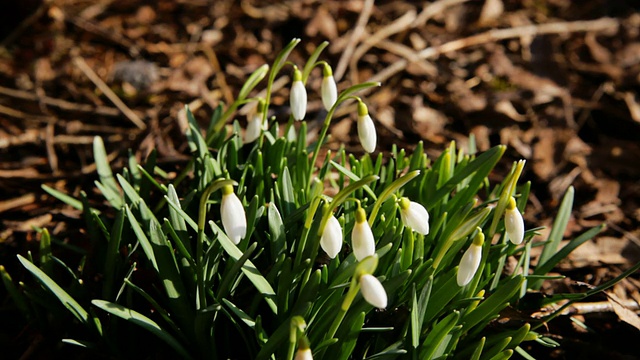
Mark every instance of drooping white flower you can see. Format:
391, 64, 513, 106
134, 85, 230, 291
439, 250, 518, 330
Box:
320, 215, 342, 259
399, 197, 430, 235
357, 101, 376, 153
321, 63, 337, 111
457, 231, 484, 286
244, 100, 267, 143
294, 347, 313, 360
221, 185, 246, 244
351, 207, 375, 261
290, 67, 307, 121
359, 274, 387, 309
504, 197, 524, 245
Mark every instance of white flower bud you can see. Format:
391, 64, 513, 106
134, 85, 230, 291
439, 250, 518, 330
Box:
457, 231, 484, 286
359, 274, 387, 309
221, 185, 246, 244
294, 347, 313, 360
505, 197, 524, 245
357, 101, 376, 153
321, 64, 337, 111
320, 215, 342, 259
351, 207, 375, 261
399, 197, 429, 235
244, 100, 267, 143
290, 68, 307, 121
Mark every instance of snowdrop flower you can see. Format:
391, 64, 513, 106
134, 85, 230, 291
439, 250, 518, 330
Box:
504, 197, 524, 245
457, 230, 484, 286
399, 197, 430, 235
357, 100, 376, 153
244, 100, 267, 143
321, 63, 337, 111
220, 185, 246, 244
351, 206, 375, 261
320, 215, 342, 259
359, 274, 387, 309
290, 67, 307, 121
294, 347, 313, 360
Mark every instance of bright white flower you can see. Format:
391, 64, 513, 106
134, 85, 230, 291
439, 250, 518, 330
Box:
294, 347, 313, 360
221, 185, 246, 244
399, 197, 429, 235
504, 197, 524, 245
351, 207, 375, 261
321, 64, 337, 111
357, 101, 376, 153
244, 100, 267, 143
320, 215, 342, 259
457, 231, 484, 286
290, 67, 307, 121
359, 274, 387, 309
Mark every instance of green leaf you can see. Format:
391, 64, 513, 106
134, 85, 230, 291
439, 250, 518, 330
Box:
462, 276, 524, 331
42, 184, 94, 213
421, 311, 460, 360
209, 221, 277, 314
534, 224, 604, 277
92, 300, 192, 359
18, 255, 100, 334
93, 136, 123, 208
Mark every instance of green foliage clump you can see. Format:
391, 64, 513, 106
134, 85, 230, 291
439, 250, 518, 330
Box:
4, 39, 637, 360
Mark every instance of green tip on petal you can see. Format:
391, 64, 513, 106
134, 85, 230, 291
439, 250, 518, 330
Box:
507, 196, 517, 210
357, 101, 368, 117
293, 67, 302, 82
355, 207, 367, 224
472, 229, 485, 246
222, 184, 234, 195
399, 197, 410, 210
323, 63, 333, 77
257, 98, 266, 112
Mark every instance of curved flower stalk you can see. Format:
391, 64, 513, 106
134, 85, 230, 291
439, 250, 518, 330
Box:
321, 63, 337, 111
220, 185, 247, 244
359, 274, 387, 308
320, 215, 342, 259
457, 230, 485, 286
356, 100, 376, 153
351, 206, 375, 261
244, 99, 267, 143
504, 196, 524, 245
399, 197, 430, 235
290, 67, 307, 121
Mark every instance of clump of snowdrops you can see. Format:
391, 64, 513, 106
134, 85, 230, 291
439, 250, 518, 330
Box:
4, 39, 637, 360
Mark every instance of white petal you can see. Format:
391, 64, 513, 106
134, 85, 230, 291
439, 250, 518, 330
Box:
401, 201, 430, 235
244, 114, 262, 143
221, 192, 247, 244
294, 348, 313, 360
357, 114, 376, 153
457, 244, 482, 286
290, 80, 307, 121
320, 216, 342, 259
351, 221, 375, 261
359, 274, 387, 308
321, 75, 337, 111
505, 207, 524, 245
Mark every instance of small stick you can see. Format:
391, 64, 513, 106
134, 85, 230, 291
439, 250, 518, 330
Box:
369, 17, 620, 85
0, 85, 120, 116
72, 54, 146, 130
334, 0, 375, 81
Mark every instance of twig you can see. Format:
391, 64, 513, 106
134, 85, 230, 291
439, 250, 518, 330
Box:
72, 54, 147, 130
0, 194, 36, 213
369, 17, 620, 85
0, 85, 120, 116
412, 0, 469, 28
334, 0, 375, 81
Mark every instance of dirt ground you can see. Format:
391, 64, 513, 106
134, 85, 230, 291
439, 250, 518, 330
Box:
1, 0, 639, 359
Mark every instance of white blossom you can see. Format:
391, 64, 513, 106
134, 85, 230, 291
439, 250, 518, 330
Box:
221, 185, 246, 244
359, 274, 387, 309
320, 215, 342, 259
505, 197, 524, 245
399, 197, 430, 235
321, 64, 337, 111
290, 67, 307, 121
245, 113, 266, 143
294, 348, 313, 360
357, 101, 376, 153
351, 207, 375, 261
457, 232, 484, 286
